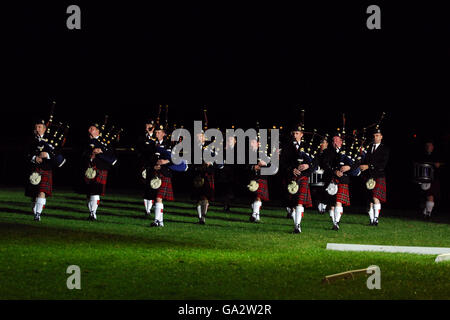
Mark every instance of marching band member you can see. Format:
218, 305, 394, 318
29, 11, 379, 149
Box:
25, 119, 66, 221
312, 136, 329, 214
219, 135, 239, 212
247, 136, 270, 223
136, 119, 157, 216
416, 140, 442, 219
146, 123, 176, 227
322, 134, 355, 231
191, 131, 221, 224
282, 124, 312, 233
82, 122, 118, 221
359, 127, 389, 226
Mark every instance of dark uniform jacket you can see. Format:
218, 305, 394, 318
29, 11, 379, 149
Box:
82, 136, 117, 171
321, 146, 357, 185
27, 135, 55, 171
281, 139, 312, 180
361, 143, 389, 178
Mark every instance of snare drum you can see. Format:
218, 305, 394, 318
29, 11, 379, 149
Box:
413, 162, 434, 184
309, 168, 325, 187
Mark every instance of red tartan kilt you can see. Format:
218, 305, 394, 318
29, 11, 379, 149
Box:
84, 167, 108, 196
156, 175, 174, 201
205, 172, 215, 193
336, 183, 351, 206
372, 177, 387, 203
26, 168, 53, 197
293, 176, 312, 207
255, 178, 269, 201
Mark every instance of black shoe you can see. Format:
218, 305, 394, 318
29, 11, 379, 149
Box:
249, 216, 256, 222
150, 220, 160, 227
332, 224, 339, 231
34, 215, 41, 221
369, 221, 374, 226
198, 217, 206, 225
293, 228, 300, 234
373, 219, 378, 226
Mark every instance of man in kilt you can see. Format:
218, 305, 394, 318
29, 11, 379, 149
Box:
191, 131, 221, 225
281, 125, 313, 233
247, 136, 270, 223
136, 119, 157, 216
25, 119, 66, 221
82, 123, 117, 221
415, 140, 442, 219
145, 124, 175, 227
359, 127, 389, 226
322, 135, 355, 231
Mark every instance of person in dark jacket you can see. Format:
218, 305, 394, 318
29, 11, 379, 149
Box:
359, 128, 389, 226
321, 134, 357, 231
415, 140, 442, 219
25, 119, 66, 221
281, 125, 313, 233
82, 123, 118, 220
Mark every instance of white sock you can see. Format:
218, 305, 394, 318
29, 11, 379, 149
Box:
144, 199, 153, 214
34, 197, 46, 215
155, 202, 164, 224
201, 200, 209, 217
425, 201, 434, 215
286, 207, 292, 216
335, 206, 343, 223
197, 205, 202, 219
88, 195, 100, 218
368, 206, 374, 222
374, 203, 381, 220
252, 201, 262, 220
329, 208, 335, 224
295, 205, 303, 227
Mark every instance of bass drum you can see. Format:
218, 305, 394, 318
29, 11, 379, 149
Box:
309, 168, 325, 187
413, 162, 434, 184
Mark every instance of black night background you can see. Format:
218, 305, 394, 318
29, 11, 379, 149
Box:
2, 1, 450, 212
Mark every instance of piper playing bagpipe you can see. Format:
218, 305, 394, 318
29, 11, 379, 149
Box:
190, 108, 223, 225
138, 106, 188, 227
25, 101, 69, 221
247, 121, 272, 224
281, 110, 313, 234
322, 114, 359, 231
82, 116, 119, 221
358, 113, 389, 226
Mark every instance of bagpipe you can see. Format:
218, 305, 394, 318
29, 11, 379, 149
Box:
87, 115, 121, 169
285, 109, 316, 194
40, 101, 70, 168
352, 112, 386, 190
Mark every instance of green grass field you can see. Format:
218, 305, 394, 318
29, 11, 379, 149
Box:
0, 188, 449, 300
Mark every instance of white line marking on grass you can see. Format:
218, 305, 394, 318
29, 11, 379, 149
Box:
326, 243, 450, 255
435, 253, 450, 263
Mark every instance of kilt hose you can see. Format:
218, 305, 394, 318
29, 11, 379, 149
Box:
255, 178, 269, 202
289, 176, 312, 207
336, 183, 351, 206
25, 168, 53, 198
372, 177, 387, 203
84, 167, 108, 196
192, 172, 215, 201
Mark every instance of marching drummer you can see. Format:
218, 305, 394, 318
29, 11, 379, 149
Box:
359, 127, 390, 226
311, 136, 329, 214
415, 140, 443, 219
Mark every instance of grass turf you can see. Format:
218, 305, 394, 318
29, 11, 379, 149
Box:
0, 188, 449, 300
